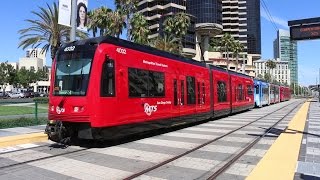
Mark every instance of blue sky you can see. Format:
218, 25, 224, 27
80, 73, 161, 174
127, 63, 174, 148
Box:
0, 0, 319, 86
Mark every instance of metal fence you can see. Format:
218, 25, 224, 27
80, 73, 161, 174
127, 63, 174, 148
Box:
0, 98, 48, 128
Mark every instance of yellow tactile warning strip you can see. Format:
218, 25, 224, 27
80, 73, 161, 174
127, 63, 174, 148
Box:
0, 132, 48, 148
247, 101, 310, 180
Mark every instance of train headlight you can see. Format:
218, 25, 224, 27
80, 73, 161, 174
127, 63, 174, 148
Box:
74, 107, 79, 112
73, 106, 84, 112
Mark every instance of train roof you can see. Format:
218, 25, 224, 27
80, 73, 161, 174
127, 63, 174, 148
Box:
60, 36, 252, 79
61, 36, 207, 67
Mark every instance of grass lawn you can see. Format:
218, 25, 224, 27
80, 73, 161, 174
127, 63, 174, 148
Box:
0, 106, 48, 116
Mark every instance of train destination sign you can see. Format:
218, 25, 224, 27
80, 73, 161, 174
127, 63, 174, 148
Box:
290, 23, 320, 40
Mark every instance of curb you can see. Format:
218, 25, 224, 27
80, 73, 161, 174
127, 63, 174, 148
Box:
0, 132, 48, 148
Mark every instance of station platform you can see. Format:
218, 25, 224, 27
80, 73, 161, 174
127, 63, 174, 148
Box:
0, 100, 319, 179
247, 99, 320, 180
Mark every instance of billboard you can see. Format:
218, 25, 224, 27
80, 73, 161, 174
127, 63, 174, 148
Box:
77, 0, 88, 32
290, 23, 320, 40
58, 0, 71, 27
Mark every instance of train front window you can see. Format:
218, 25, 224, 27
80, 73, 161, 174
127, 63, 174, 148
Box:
54, 50, 94, 96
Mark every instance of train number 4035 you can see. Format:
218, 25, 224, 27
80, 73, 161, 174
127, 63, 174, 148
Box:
116, 48, 127, 54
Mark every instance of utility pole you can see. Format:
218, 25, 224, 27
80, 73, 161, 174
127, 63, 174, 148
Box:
70, 0, 77, 41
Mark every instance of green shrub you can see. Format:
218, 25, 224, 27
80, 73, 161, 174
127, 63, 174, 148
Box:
0, 117, 47, 129
33, 97, 49, 104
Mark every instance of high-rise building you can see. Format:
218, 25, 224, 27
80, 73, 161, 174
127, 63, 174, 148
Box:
273, 29, 298, 84
137, 0, 196, 57
136, 0, 260, 72
218, 0, 261, 55
187, 0, 223, 61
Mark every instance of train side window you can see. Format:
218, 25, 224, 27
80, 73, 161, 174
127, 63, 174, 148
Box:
202, 82, 205, 104
217, 81, 227, 102
101, 58, 115, 97
255, 85, 259, 94
128, 68, 165, 97
197, 82, 201, 104
186, 76, 196, 104
237, 84, 243, 101
174, 80, 178, 105
128, 68, 148, 97
248, 85, 253, 95
181, 80, 185, 105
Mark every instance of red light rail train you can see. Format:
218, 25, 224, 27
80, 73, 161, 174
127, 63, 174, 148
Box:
46, 36, 258, 142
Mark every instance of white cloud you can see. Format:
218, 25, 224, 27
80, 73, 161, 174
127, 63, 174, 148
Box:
261, 9, 288, 29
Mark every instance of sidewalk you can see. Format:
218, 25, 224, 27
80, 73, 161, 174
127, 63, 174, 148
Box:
0, 125, 45, 137
295, 100, 320, 179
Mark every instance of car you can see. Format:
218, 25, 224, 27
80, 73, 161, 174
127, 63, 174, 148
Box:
8, 92, 25, 98
23, 91, 35, 98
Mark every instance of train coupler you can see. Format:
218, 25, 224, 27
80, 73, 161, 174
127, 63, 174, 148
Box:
45, 120, 70, 144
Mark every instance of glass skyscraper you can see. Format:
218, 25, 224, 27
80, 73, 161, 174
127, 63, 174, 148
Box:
273, 29, 298, 84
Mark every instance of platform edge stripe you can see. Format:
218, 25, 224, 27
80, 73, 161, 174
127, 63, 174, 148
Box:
246, 101, 310, 180
0, 132, 48, 148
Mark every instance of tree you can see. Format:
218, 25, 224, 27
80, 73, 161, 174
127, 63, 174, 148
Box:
87, 10, 98, 37
264, 73, 272, 82
107, 10, 126, 38
16, 68, 29, 88
266, 60, 277, 81
129, 13, 150, 44
163, 12, 191, 52
220, 33, 236, 70
209, 37, 220, 51
150, 35, 180, 54
232, 41, 244, 72
257, 74, 263, 79
114, 0, 139, 39
18, 3, 87, 62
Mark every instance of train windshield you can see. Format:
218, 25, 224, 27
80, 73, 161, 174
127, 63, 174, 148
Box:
53, 50, 95, 96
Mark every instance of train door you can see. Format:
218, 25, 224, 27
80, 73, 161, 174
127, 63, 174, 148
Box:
195, 79, 207, 120
172, 75, 189, 120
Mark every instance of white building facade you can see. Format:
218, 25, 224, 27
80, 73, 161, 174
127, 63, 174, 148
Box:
254, 58, 291, 85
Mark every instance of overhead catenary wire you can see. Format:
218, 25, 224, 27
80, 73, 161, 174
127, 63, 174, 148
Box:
261, 0, 278, 32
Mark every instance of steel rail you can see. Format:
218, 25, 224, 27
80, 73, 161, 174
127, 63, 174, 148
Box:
124, 100, 303, 180
207, 100, 306, 179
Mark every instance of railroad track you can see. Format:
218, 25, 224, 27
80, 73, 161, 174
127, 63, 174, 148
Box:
123, 99, 305, 180
0, 99, 303, 178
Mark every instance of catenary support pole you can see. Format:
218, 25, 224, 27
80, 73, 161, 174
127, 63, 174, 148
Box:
70, 0, 77, 41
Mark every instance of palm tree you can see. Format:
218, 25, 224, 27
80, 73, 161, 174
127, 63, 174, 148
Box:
115, 0, 139, 39
151, 35, 180, 54
91, 6, 113, 36
129, 13, 150, 44
107, 10, 126, 38
18, 3, 87, 62
232, 41, 244, 72
163, 12, 190, 51
266, 60, 277, 81
87, 10, 98, 37
220, 33, 235, 70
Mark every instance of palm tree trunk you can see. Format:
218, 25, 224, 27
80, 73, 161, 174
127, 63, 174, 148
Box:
50, 45, 58, 62
236, 54, 239, 72
226, 46, 229, 71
